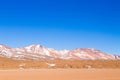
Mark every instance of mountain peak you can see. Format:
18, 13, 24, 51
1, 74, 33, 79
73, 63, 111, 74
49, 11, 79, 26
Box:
0, 44, 12, 49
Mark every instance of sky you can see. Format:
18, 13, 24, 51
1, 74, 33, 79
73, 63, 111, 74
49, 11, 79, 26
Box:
0, 0, 120, 55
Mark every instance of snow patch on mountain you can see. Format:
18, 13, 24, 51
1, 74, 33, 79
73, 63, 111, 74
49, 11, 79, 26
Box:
0, 44, 119, 60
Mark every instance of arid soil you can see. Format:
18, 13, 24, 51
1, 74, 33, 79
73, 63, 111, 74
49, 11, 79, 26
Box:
0, 57, 120, 80
0, 69, 120, 80
0, 57, 120, 69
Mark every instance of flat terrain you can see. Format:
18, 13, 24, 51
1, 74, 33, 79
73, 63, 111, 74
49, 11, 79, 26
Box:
0, 57, 120, 80
0, 69, 120, 80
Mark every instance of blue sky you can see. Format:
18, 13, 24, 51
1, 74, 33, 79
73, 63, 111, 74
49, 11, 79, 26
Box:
0, 0, 120, 55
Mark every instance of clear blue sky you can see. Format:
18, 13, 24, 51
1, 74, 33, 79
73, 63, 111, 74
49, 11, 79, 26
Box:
0, 0, 120, 55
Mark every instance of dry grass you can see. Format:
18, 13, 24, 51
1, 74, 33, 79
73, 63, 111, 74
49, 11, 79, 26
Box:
0, 57, 120, 69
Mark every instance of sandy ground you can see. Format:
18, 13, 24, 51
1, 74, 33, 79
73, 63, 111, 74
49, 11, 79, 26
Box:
0, 69, 120, 80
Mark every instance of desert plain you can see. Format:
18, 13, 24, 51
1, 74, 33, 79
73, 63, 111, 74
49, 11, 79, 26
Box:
0, 57, 120, 80
0, 69, 120, 80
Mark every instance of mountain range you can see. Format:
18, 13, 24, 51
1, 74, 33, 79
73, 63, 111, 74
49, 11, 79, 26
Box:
0, 44, 120, 60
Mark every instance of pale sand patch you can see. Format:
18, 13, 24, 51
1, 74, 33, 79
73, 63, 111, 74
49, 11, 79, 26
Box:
0, 69, 120, 80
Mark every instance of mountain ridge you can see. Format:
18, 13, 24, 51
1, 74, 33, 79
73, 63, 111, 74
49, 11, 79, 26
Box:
0, 44, 120, 60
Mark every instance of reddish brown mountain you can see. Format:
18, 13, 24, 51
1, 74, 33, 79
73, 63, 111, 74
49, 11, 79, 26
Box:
0, 44, 119, 61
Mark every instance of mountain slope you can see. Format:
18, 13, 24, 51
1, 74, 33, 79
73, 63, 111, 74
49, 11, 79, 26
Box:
0, 44, 119, 60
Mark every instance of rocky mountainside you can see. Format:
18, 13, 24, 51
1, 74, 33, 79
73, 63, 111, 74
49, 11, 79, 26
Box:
0, 44, 119, 61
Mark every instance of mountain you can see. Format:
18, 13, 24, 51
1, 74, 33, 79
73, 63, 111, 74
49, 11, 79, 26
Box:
0, 44, 119, 60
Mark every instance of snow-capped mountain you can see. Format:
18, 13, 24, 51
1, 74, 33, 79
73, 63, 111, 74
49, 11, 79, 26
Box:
0, 44, 119, 60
